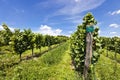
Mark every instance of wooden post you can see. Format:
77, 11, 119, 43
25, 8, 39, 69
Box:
83, 32, 93, 80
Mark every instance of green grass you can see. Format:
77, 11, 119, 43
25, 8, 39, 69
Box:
95, 53, 120, 80
102, 49, 120, 63
1, 43, 120, 80
0, 44, 59, 70
0, 42, 81, 80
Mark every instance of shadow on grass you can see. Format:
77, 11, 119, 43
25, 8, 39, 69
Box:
22, 45, 58, 60
0, 44, 60, 70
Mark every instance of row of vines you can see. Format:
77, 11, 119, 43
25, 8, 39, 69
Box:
0, 24, 69, 61
70, 12, 120, 80
70, 13, 101, 80
100, 36, 120, 62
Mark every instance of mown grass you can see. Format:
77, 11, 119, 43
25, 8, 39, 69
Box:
0, 44, 59, 69
95, 53, 120, 80
1, 43, 120, 80
0, 42, 81, 80
102, 49, 120, 63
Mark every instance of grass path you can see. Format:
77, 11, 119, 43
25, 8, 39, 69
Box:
0, 44, 60, 71
95, 54, 120, 80
47, 48, 81, 80
102, 49, 120, 63
0, 42, 81, 80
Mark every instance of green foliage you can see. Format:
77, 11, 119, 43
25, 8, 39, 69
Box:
102, 49, 120, 63
44, 35, 54, 48
70, 25, 86, 73
100, 37, 120, 54
23, 29, 34, 50
83, 12, 97, 25
22, 29, 36, 56
0, 24, 12, 45
92, 27, 101, 64
12, 29, 35, 60
0, 42, 81, 80
35, 34, 43, 52
70, 12, 101, 75
0, 23, 68, 61
13, 31, 27, 61
56, 35, 69, 43
95, 54, 120, 80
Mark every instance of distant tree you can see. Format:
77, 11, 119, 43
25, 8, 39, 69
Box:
1, 23, 12, 45
57, 35, 69, 43
23, 29, 35, 56
30, 34, 35, 56
13, 31, 26, 61
44, 35, 54, 50
9, 29, 20, 53
0, 30, 4, 46
35, 34, 43, 53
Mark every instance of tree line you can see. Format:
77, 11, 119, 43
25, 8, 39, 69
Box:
100, 36, 120, 62
100, 36, 120, 54
0, 23, 69, 61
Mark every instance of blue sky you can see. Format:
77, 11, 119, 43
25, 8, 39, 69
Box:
0, 0, 120, 37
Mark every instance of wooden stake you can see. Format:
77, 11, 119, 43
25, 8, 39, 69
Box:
83, 32, 93, 80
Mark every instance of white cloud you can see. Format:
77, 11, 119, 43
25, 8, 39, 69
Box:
109, 23, 120, 28
9, 27, 14, 32
110, 32, 117, 34
97, 22, 102, 26
64, 16, 81, 20
64, 16, 82, 24
0, 25, 3, 30
38, 0, 105, 16
68, 31, 73, 33
13, 8, 25, 14
39, 25, 62, 36
109, 32, 120, 37
75, 0, 80, 2
109, 9, 120, 15
38, 0, 105, 24
98, 30, 101, 34
65, 34, 70, 37
55, 0, 105, 15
